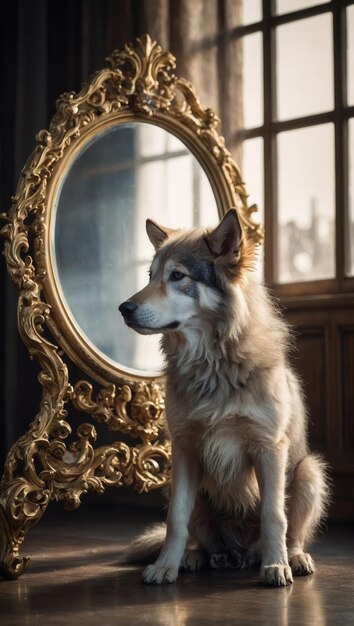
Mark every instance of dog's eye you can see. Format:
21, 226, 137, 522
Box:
170, 270, 184, 281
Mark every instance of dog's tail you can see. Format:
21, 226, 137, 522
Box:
120, 523, 167, 563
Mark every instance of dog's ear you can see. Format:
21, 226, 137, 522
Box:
146, 219, 171, 250
206, 209, 243, 261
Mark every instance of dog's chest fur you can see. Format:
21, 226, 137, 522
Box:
165, 340, 266, 513
172, 415, 260, 513
164, 328, 252, 416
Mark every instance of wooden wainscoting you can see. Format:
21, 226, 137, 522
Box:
283, 295, 354, 521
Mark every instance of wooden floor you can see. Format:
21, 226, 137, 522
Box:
1, 504, 354, 626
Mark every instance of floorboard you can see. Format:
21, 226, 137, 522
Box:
1, 505, 353, 626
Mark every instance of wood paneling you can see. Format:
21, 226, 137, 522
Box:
291, 329, 327, 451
284, 302, 354, 520
340, 327, 354, 454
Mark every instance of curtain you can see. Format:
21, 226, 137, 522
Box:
0, 0, 243, 474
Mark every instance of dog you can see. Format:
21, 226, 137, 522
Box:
118, 208, 329, 587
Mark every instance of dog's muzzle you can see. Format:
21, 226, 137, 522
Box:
118, 300, 137, 321
119, 300, 180, 333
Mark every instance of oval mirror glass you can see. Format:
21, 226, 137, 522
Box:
52, 121, 219, 376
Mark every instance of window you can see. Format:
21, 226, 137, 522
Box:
223, 0, 354, 295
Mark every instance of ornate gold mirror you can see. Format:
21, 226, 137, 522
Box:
0, 35, 262, 579
49, 119, 219, 379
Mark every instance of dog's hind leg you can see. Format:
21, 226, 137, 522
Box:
187, 496, 244, 570
180, 548, 208, 571
187, 495, 225, 569
287, 454, 329, 576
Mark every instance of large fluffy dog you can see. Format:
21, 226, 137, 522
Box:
118, 208, 329, 587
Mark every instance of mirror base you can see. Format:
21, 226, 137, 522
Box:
0, 377, 171, 579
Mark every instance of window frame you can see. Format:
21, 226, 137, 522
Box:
228, 0, 354, 299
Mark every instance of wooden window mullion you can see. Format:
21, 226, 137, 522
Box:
333, 2, 350, 287
263, 0, 276, 285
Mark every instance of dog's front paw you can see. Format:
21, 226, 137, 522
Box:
289, 553, 315, 576
260, 563, 293, 587
142, 563, 179, 585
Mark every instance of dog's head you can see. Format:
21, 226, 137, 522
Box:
118, 208, 255, 335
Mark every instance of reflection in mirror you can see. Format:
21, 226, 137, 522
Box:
53, 122, 219, 375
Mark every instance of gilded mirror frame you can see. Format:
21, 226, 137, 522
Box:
0, 35, 263, 579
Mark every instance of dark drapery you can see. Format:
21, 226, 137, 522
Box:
0, 0, 242, 474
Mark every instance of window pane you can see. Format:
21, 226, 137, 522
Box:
138, 123, 168, 157
242, 137, 264, 280
138, 124, 188, 157
243, 33, 264, 128
167, 131, 188, 153
276, 14, 334, 121
347, 119, 354, 275
275, 0, 325, 15
226, 0, 262, 27
277, 124, 335, 283
242, 1, 262, 25
348, 5, 354, 106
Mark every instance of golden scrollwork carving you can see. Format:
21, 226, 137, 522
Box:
108, 34, 177, 114
0, 34, 262, 579
71, 380, 165, 443
0, 364, 170, 579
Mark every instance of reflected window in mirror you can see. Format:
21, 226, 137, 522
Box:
53, 122, 219, 375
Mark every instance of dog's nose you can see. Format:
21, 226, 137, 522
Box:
119, 300, 138, 318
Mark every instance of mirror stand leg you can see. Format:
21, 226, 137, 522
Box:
0, 392, 61, 579
0, 459, 52, 579
0, 303, 72, 579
